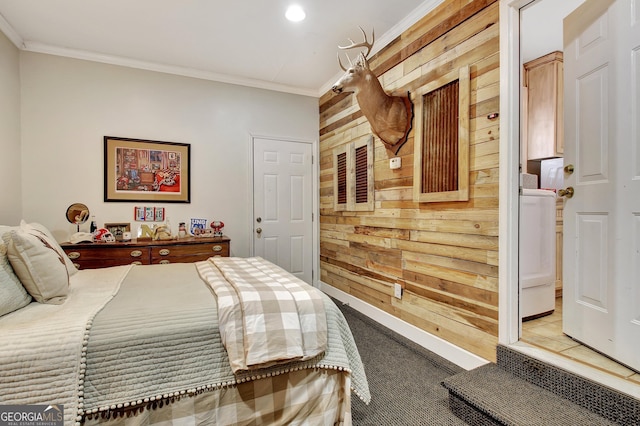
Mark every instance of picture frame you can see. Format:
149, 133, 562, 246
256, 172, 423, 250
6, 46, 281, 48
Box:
104, 222, 131, 242
104, 136, 191, 203
190, 218, 207, 236
145, 207, 155, 221
154, 207, 165, 222
134, 206, 165, 222
134, 207, 146, 221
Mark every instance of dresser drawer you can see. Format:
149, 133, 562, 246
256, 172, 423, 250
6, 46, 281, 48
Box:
66, 246, 150, 261
151, 241, 230, 263
65, 246, 151, 269
69, 258, 148, 269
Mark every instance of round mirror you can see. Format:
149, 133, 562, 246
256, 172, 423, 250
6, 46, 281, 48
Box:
66, 203, 90, 231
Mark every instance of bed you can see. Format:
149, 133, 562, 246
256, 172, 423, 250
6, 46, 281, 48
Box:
0, 222, 370, 426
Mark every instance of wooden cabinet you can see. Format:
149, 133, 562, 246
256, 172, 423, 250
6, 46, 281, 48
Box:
523, 51, 563, 160
62, 236, 230, 270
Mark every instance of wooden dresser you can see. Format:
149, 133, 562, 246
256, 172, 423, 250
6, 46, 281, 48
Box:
61, 236, 230, 269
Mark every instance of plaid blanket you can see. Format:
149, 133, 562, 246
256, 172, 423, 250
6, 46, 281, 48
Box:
197, 257, 328, 372
83, 368, 351, 426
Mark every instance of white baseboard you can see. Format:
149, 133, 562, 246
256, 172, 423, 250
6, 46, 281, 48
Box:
320, 282, 489, 371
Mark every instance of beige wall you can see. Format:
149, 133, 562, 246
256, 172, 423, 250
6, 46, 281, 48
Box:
0, 31, 22, 224
16, 52, 318, 254
319, 0, 500, 362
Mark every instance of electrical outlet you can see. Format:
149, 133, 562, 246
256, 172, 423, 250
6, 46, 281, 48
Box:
389, 157, 402, 169
394, 283, 403, 299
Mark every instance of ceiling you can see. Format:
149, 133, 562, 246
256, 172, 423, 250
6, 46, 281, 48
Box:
0, 0, 441, 97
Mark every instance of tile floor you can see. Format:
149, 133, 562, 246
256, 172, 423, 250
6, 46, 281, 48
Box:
520, 297, 640, 385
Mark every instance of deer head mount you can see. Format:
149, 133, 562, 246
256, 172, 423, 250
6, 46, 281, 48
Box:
332, 27, 413, 155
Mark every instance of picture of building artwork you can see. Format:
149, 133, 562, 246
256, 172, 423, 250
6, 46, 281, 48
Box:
116, 147, 181, 193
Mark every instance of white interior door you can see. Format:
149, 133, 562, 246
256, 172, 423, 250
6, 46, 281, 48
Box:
253, 137, 313, 284
563, 0, 640, 370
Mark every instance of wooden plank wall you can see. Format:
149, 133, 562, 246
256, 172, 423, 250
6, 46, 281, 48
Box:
319, 0, 500, 362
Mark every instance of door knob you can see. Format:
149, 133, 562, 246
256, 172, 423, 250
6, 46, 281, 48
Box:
564, 164, 574, 174
558, 187, 574, 198
256, 227, 262, 234
256, 217, 262, 223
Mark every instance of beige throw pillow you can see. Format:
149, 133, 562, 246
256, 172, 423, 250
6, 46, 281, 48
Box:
21, 221, 78, 277
0, 228, 32, 315
3, 227, 70, 304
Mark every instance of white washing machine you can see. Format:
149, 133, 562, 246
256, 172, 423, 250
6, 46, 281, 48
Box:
519, 188, 556, 320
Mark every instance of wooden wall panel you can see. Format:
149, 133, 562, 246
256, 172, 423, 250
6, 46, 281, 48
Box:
319, 0, 500, 361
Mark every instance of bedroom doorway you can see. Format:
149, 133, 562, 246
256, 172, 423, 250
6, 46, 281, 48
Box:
252, 136, 313, 284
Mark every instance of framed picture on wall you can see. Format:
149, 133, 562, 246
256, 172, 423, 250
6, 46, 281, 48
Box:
104, 136, 191, 203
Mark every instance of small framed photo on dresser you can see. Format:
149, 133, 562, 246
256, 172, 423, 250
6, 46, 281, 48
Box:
104, 223, 131, 242
190, 218, 207, 236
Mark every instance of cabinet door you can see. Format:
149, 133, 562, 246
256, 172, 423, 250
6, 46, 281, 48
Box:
525, 52, 563, 160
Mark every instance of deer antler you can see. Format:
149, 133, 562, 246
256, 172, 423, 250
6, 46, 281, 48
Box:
337, 52, 354, 72
338, 26, 375, 59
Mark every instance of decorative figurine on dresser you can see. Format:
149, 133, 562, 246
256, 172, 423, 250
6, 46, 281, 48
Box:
210, 221, 224, 237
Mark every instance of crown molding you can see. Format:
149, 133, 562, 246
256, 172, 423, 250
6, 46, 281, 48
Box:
0, 12, 24, 48
4, 0, 443, 98
21, 41, 320, 98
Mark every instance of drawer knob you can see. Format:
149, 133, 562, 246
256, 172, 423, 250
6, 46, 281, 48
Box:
212, 245, 222, 252
72, 262, 81, 269
159, 248, 170, 256
159, 260, 171, 264
67, 251, 81, 260
130, 250, 143, 258
131, 261, 142, 265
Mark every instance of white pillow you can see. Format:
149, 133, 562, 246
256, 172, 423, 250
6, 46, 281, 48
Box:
0, 226, 32, 315
3, 227, 69, 304
20, 220, 78, 277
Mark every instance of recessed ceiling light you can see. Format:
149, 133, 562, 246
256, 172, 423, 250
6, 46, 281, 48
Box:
285, 5, 306, 22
